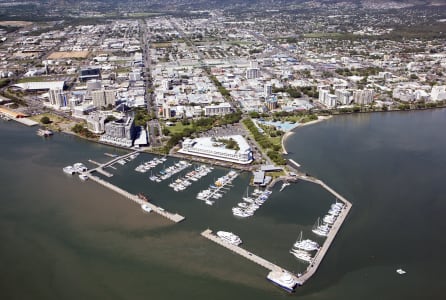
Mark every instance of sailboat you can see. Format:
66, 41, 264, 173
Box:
243, 187, 253, 202
293, 231, 320, 251
312, 217, 330, 237
280, 182, 290, 192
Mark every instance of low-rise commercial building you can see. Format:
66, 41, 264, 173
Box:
179, 135, 253, 164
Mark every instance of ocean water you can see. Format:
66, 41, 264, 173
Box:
0, 109, 445, 299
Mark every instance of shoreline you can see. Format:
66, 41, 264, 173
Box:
281, 115, 332, 155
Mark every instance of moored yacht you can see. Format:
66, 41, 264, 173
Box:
266, 270, 298, 293
293, 231, 320, 251
323, 214, 336, 225
63, 166, 75, 175
293, 239, 320, 251
216, 231, 242, 246
79, 173, 89, 181
290, 249, 313, 263
73, 163, 88, 173
141, 204, 152, 213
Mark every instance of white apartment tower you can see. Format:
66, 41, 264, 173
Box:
353, 89, 374, 105
246, 68, 260, 79
48, 88, 68, 108
431, 85, 446, 101
335, 89, 352, 105
92, 89, 117, 108
319, 90, 337, 108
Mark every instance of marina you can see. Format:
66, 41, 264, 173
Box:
168, 164, 213, 192
64, 149, 352, 290
61, 151, 185, 223
231, 188, 272, 218
134, 156, 166, 173
150, 160, 192, 182
196, 170, 238, 205
200, 171, 353, 290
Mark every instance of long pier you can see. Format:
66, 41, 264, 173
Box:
290, 173, 352, 284
87, 173, 185, 223
201, 229, 299, 282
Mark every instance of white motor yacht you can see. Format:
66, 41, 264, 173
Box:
266, 270, 298, 293
63, 166, 75, 175
216, 231, 242, 246
141, 204, 152, 213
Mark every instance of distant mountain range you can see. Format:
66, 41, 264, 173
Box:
4, 0, 445, 10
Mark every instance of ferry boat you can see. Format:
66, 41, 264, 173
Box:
266, 270, 297, 293
73, 163, 88, 173
63, 165, 75, 175
141, 204, 152, 213
216, 231, 242, 246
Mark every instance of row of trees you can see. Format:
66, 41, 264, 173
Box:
71, 123, 96, 138
242, 118, 286, 165
209, 75, 231, 99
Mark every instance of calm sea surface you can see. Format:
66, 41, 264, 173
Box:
0, 109, 445, 299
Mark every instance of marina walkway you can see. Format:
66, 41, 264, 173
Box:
288, 172, 352, 284
87, 173, 185, 223
198, 173, 238, 202
201, 229, 299, 282
87, 150, 141, 178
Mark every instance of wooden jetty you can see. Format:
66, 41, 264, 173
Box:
87, 173, 185, 223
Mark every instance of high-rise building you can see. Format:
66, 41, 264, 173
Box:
162, 104, 172, 119
265, 96, 278, 111
335, 89, 352, 105
162, 79, 172, 91
431, 85, 446, 101
264, 84, 272, 98
246, 68, 260, 79
318, 90, 337, 108
48, 88, 68, 108
99, 117, 136, 147
353, 89, 374, 105
92, 89, 116, 108
86, 112, 106, 134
